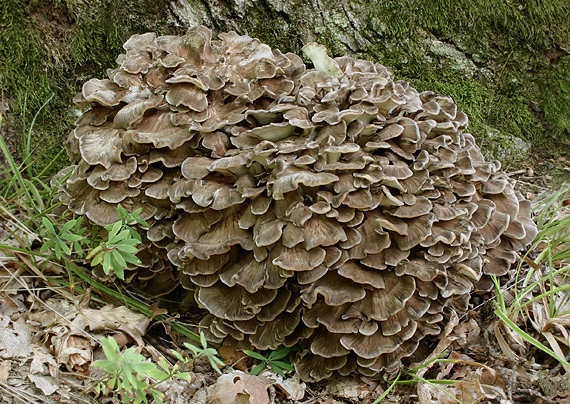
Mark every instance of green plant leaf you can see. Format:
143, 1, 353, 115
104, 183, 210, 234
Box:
251, 363, 266, 376
117, 205, 128, 221
101, 337, 120, 359
170, 350, 185, 362
175, 372, 192, 381
243, 350, 267, 361
122, 253, 141, 265
494, 308, 570, 368
113, 265, 125, 280
147, 369, 170, 380
107, 221, 123, 241
94, 359, 119, 373
103, 253, 112, 275
200, 331, 208, 348
41, 217, 55, 234
107, 376, 117, 390
59, 241, 72, 256
112, 250, 127, 269
60, 220, 75, 233
184, 343, 200, 356
61, 233, 83, 241
268, 347, 290, 361
270, 361, 294, 371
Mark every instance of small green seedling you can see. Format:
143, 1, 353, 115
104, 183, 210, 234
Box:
94, 336, 191, 404
86, 207, 148, 280
40, 217, 87, 259
184, 332, 225, 374
243, 346, 294, 376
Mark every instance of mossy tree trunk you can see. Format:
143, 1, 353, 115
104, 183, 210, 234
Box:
0, 0, 569, 175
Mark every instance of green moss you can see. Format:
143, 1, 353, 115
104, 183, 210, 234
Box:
1, 0, 568, 177
357, 0, 570, 168
0, 0, 179, 177
539, 56, 570, 136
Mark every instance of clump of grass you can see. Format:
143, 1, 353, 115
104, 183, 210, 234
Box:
494, 184, 570, 370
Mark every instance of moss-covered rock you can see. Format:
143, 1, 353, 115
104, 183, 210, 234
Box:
0, 0, 569, 176
0, 0, 182, 175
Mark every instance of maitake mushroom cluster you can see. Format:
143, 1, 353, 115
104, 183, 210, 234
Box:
56, 26, 538, 381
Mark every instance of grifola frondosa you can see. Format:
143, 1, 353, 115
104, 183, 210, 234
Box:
56, 27, 538, 381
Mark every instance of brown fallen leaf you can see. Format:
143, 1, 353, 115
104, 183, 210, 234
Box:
218, 346, 249, 371
0, 290, 26, 316
28, 374, 58, 396
0, 360, 11, 383
417, 382, 458, 404
324, 376, 373, 400
208, 371, 273, 404
262, 372, 306, 401
0, 316, 33, 359
52, 331, 94, 373
73, 305, 150, 345
29, 346, 58, 375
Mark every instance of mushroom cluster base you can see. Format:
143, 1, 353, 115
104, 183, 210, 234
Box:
56, 27, 538, 381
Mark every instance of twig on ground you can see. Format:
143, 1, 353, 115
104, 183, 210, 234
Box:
507, 169, 526, 177
515, 180, 549, 190
506, 358, 520, 402
0, 381, 49, 404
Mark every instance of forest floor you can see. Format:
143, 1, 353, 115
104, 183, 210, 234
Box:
1, 2, 570, 400
1, 164, 570, 404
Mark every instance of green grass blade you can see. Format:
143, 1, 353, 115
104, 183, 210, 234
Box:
371, 372, 400, 404
494, 308, 570, 368
23, 93, 54, 176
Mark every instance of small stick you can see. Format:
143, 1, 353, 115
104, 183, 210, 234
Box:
507, 169, 526, 177
506, 358, 520, 402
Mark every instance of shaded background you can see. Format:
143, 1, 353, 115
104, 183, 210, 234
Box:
1, 0, 569, 176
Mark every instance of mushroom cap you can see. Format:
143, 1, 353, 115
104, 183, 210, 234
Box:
57, 27, 538, 382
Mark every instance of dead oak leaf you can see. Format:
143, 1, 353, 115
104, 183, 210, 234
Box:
0, 316, 33, 359
28, 374, 58, 396
30, 346, 58, 375
218, 346, 249, 371
53, 333, 94, 373
208, 371, 273, 404
73, 305, 150, 345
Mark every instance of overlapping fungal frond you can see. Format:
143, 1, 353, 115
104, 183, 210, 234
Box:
56, 27, 537, 381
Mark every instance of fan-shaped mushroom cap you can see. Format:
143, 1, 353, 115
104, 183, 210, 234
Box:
57, 28, 538, 382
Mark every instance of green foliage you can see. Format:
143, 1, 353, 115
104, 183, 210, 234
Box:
371, 351, 462, 403
0, 0, 178, 177
243, 346, 295, 377
0, 113, 50, 216
94, 336, 192, 404
184, 332, 225, 374
40, 217, 87, 259
85, 206, 147, 280
493, 185, 570, 371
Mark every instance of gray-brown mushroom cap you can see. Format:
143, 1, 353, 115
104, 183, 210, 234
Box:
57, 27, 538, 382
